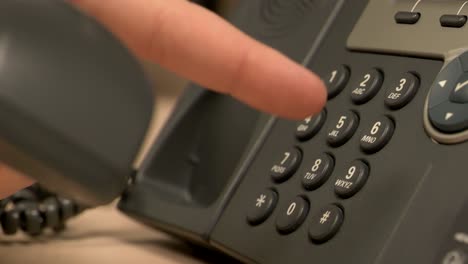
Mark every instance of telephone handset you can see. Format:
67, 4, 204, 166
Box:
2, 0, 468, 263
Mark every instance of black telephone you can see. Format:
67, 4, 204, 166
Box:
2, 0, 468, 263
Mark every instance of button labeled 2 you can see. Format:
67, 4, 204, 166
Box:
351, 69, 384, 104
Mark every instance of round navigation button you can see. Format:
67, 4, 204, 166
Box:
429, 101, 468, 133
276, 196, 309, 234
295, 110, 326, 141
247, 189, 278, 226
428, 58, 464, 109
270, 147, 302, 182
308, 204, 344, 243
385, 72, 420, 109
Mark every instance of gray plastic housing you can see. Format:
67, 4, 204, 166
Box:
117, 0, 343, 247
0, 0, 154, 206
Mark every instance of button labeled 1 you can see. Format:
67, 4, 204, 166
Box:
324, 65, 350, 99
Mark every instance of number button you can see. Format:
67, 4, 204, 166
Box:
350, 68, 384, 104
270, 147, 302, 182
334, 160, 369, 198
308, 204, 344, 243
276, 196, 309, 234
327, 111, 360, 147
360, 116, 395, 153
325, 65, 350, 98
246, 189, 278, 226
296, 110, 326, 141
385, 73, 420, 109
301, 153, 335, 190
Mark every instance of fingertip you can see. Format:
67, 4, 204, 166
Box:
284, 69, 327, 120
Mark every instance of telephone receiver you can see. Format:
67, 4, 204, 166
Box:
4, 0, 468, 263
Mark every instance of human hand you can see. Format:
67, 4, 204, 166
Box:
1, 0, 326, 199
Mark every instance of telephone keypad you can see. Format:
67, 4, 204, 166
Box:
270, 147, 302, 182
359, 116, 395, 154
350, 68, 384, 104
334, 160, 369, 198
308, 204, 344, 243
325, 65, 350, 99
301, 153, 335, 191
296, 110, 326, 141
384, 72, 420, 109
276, 196, 309, 234
247, 189, 278, 226
251, 64, 420, 245
327, 110, 359, 147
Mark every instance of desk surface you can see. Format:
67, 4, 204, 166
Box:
0, 204, 234, 264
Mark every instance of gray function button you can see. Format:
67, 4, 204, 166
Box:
395, 11, 421, 24
324, 65, 350, 99
440, 14, 467, 28
351, 69, 384, 104
301, 153, 335, 191
327, 110, 360, 147
450, 72, 468, 103
334, 160, 369, 198
276, 196, 309, 234
360, 116, 395, 154
296, 110, 326, 141
429, 101, 468, 133
270, 147, 302, 182
428, 58, 464, 109
247, 189, 278, 226
385, 73, 420, 109
308, 204, 344, 243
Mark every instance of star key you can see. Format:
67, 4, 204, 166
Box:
247, 189, 278, 226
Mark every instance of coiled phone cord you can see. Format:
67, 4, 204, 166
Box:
0, 184, 84, 237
